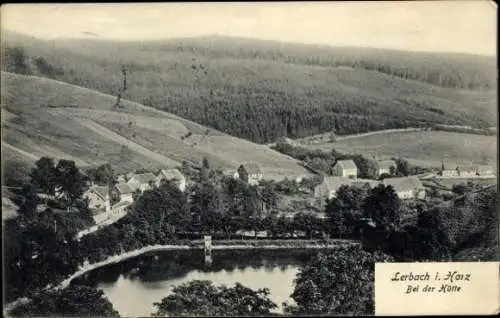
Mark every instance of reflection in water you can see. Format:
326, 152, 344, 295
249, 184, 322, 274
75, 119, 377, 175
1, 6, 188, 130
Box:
74, 249, 324, 317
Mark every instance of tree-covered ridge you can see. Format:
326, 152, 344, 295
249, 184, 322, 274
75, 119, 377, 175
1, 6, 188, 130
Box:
2, 33, 496, 143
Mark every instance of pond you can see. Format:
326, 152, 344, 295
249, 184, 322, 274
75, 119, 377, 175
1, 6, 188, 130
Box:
73, 248, 329, 317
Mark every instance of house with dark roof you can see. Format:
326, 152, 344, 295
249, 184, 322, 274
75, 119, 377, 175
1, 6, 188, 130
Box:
314, 177, 378, 199
83, 185, 110, 212
383, 176, 425, 200
376, 160, 397, 176
331, 160, 358, 178
127, 172, 157, 192
156, 169, 186, 191
115, 182, 135, 203
236, 163, 263, 185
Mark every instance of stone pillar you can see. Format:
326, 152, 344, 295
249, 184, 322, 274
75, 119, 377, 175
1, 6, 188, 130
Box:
204, 235, 212, 266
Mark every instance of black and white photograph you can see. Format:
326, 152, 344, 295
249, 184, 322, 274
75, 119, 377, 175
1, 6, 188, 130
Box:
1, 2, 498, 317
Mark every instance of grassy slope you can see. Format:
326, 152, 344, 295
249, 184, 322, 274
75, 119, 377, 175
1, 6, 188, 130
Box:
1, 72, 310, 179
2, 32, 496, 143
304, 130, 497, 168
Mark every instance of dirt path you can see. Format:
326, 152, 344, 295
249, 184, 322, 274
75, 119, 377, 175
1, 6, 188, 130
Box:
78, 118, 181, 167
292, 127, 426, 146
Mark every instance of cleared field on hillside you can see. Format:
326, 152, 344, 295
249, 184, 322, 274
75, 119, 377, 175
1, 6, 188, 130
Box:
435, 178, 498, 188
2, 72, 311, 179
306, 131, 497, 167
3, 32, 495, 143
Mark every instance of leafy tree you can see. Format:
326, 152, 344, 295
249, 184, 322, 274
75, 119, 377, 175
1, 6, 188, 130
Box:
87, 162, 116, 187
285, 246, 393, 315
33, 56, 64, 79
54, 159, 87, 210
30, 157, 57, 198
258, 180, 278, 215
152, 280, 277, 317
3, 46, 32, 75
393, 157, 410, 176
353, 155, 378, 179
362, 184, 402, 232
128, 181, 189, 236
17, 183, 40, 218
190, 180, 224, 233
9, 285, 119, 317
325, 184, 371, 238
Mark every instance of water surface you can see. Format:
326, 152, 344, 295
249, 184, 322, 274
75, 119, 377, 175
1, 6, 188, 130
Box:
74, 249, 325, 317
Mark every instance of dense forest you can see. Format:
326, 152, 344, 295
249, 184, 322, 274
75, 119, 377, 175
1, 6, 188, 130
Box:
2, 32, 496, 143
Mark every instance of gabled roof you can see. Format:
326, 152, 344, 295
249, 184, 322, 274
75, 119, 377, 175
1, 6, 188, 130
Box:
112, 201, 132, 210
320, 177, 377, 192
128, 173, 157, 185
115, 182, 134, 194
383, 176, 423, 191
377, 160, 397, 170
334, 160, 357, 170
158, 169, 185, 181
86, 185, 109, 200
240, 163, 262, 175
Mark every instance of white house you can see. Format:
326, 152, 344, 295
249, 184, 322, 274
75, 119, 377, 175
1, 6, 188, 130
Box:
156, 169, 187, 192
112, 200, 131, 215
331, 160, 358, 179
476, 165, 494, 176
459, 165, 478, 178
115, 182, 135, 203
83, 185, 110, 212
383, 176, 425, 200
377, 160, 397, 176
236, 163, 263, 185
314, 177, 378, 199
127, 173, 157, 192
440, 162, 460, 177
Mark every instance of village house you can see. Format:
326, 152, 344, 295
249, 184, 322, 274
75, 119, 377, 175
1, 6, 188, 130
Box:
331, 160, 358, 179
314, 177, 378, 199
83, 185, 110, 212
476, 165, 494, 176
439, 162, 460, 177
156, 168, 187, 192
383, 176, 425, 200
235, 163, 263, 185
127, 172, 157, 192
115, 182, 135, 203
116, 175, 126, 183
111, 200, 131, 215
376, 160, 397, 177
458, 165, 478, 178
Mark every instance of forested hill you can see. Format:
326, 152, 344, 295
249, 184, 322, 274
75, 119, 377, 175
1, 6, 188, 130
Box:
2, 31, 497, 143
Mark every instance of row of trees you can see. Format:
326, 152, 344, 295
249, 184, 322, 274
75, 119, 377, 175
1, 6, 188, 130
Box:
4, 157, 96, 302
2, 46, 64, 78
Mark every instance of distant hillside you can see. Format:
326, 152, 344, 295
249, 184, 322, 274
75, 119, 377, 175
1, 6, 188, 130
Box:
303, 130, 497, 168
1, 31, 497, 143
1, 72, 311, 181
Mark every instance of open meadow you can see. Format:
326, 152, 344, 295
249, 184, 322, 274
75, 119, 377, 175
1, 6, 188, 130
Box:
1, 72, 311, 178
304, 130, 497, 168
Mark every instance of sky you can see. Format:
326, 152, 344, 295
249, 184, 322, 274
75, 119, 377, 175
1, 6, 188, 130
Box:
1, 1, 497, 56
